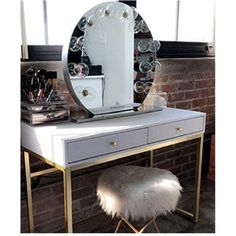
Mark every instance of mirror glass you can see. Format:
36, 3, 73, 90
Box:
63, 1, 162, 120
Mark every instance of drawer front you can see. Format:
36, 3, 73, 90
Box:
148, 117, 204, 143
67, 128, 147, 163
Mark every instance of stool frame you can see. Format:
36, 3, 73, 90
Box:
115, 215, 160, 233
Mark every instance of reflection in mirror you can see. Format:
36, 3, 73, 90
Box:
63, 1, 163, 121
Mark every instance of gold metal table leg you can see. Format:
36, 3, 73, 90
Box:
193, 134, 204, 222
24, 151, 34, 233
63, 168, 73, 233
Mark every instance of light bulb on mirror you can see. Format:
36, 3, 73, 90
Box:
133, 20, 141, 34
149, 40, 161, 52
105, 3, 121, 18
133, 81, 145, 93
131, 7, 139, 20
121, 6, 133, 21
74, 63, 89, 78
87, 15, 95, 27
87, 14, 101, 28
138, 39, 150, 53
140, 20, 149, 33
69, 36, 80, 52
77, 17, 87, 32
139, 61, 152, 73
68, 62, 77, 76
95, 6, 106, 19
69, 36, 85, 52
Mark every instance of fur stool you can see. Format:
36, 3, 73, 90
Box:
97, 165, 182, 233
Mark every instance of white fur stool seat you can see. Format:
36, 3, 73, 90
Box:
97, 165, 182, 222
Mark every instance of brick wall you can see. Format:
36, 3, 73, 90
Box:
21, 57, 215, 232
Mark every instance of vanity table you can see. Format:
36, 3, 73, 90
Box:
21, 2, 207, 233
21, 107, 205, 233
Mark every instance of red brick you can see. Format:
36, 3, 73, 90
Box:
209, 79, 215, 87
33, 185, 53, 202
208, 96, 215, 105
177, 173, 188, 181
192, 98, 207, 107
205, 123, 215, 134
200, 88, 210, 97
161, 84, 172, 92
170, 166, 182, 175
153, 153, 166, 163
34, 195, 64, 214
35, 217, 65, 233
175, 155, 190, 165
193, 72, 205, 80
34, 210, 52, 227
51, 182, 63, 195
167, 103, 176, 108
80, 196, 98, 208
190, 153, 197, 161
207, 114, 215, 123
188, 171, 196, 179
192, 107, 200, 112
168, 73, 183, 81
185, 90, 201, 99
166, 148, 183, 159
194, 80, 209, 89
159, 75, 170, 83
156, 160, 174, 169
182, 144, 197, 155
209, 87, 215, 96
21, 199, 28, 219
182, 161, 196, 171
176, 101, 192, 109
51, 207, 64, 219
73, 186, 96, 200
168, 92, 185, 102
176, 81, 194, 91
201, 105, 215, 114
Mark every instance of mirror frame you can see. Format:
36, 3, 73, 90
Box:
62, 1, 162, 121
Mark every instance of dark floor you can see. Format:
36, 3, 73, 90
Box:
72, 179, 215, 233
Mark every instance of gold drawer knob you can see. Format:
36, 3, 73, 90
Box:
176, 127, 183, 132
110, 141, 117, 147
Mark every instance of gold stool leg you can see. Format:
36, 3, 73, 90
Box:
120, 217, 139, 233
24, 151, 34, 233
139, 216, 160, 233
114, 219, 123, 233
139, 219, 154, 233
118, 216, 160, 233
152, 218, 160, 233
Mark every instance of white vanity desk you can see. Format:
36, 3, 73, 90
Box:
21, 107, 206, 233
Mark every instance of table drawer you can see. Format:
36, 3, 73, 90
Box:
148, 117, 204, 143
67, 128, 147, 163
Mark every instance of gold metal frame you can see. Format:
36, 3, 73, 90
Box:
114, 216, 160, 233
22, 132, 204, 233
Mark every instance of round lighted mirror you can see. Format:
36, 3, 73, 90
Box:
63, 1, 161, 120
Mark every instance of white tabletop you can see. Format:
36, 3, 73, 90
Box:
21, 108, 205, 168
